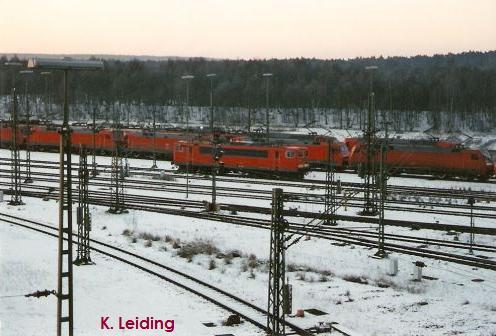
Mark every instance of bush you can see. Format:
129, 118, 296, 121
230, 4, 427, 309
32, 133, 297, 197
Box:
178, 240, 219, 259
247, 256, 259, 269
131, 237, 137, 244
375, 277, 394, 288
228, 250, 242, 258
406, 285, 426, 294
296, 272, 306, 281
139, 232, 161, 241
344, 290, 354, 302
122, 229, 132, 236
144, 240, 152, 248
343, 275, 369, 285
208, 259, 216, 270
287, 263, 298, 272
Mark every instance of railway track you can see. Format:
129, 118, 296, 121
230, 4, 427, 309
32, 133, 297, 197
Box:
1, 169, 496, 220
0, 213, 360, 336
4, 187, 496, 270
1, 157, 495, 203
4, 181, 496, 235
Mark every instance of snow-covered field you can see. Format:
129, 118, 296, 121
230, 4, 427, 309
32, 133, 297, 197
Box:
0, 221, 262, 336
1, 149, 496, 336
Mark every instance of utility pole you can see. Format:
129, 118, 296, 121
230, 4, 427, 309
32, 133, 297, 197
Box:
41, 71, 52, 123
206, 73, 218, 211
5, 62, 24, 205
91, 106, 98, 177
28, 58, 104, 336
263, 73, 273, 144
267, 188, 289, 336
361, 65, 379, 216
19, 70, 34, 183
468, 197, 475, 254
376, 122, 390, 258
151, 106, 158, 169
56, 68, 74, 336
207, 74, 216, 138
8, 87, 23, 205
247, 105, 252, 133
324, 138, 337, 226
181, 74, 194, 198
108, 125, 127, 214
74, 146, 92, 265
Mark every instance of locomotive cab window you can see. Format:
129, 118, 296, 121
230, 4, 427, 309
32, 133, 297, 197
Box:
285, 151, 295, 158
175, 144, 184, 152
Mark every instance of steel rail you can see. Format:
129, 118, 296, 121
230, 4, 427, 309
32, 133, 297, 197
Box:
4, 189, 496, 270
0, 213, 322, 336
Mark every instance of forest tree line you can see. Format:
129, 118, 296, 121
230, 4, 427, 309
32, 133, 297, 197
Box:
1, 51, 495, 117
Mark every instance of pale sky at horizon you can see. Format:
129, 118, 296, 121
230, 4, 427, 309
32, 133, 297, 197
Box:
1, 0, 495, 60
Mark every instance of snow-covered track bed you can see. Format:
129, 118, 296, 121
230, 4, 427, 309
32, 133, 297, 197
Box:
1, 157, 496, 200
1, 169, 496, 219
3, 179, 496, 235
3, 194, 496, 271
0, 212, 355, 336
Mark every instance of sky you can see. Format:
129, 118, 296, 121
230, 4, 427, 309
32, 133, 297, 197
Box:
0, 0, 495, 60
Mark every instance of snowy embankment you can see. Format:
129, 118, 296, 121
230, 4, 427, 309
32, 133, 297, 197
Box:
0, 222, 263, 336
2, 196, 496, 335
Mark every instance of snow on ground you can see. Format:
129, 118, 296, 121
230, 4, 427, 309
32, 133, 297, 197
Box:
1, 149, 496, 335
0, 221, 262, 336
2, 195, 496, 336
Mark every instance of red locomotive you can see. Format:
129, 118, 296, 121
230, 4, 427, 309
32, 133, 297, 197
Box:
299, 136, 348, 170
173, 141, 309, 178
0, 122, 26, 146
231, 133, 349, 170
26, 125, 118, 154
2, 121, 494, 181
347, 137, 494, 180
124, 129, 186, 158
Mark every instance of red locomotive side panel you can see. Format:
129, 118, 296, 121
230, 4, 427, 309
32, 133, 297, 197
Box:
95, 129, 117, 151
173, 141, 309, 177
124, 129, 183, 158
125, 130, 154, 153
24, 125, 117, 153
71, 127, 96, 149
71, 127, 116, 152
29, 125, 59, 150
0, 124, 27, 147
229, 133, 348, 170
304, 141, 348, 170
0, 124, 13, 146
154, 131, 188, 157
348, 139, 494, 180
